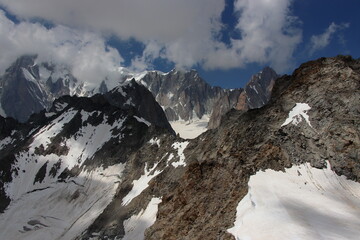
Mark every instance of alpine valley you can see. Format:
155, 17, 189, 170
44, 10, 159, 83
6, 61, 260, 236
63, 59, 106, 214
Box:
0, 55, 360, 240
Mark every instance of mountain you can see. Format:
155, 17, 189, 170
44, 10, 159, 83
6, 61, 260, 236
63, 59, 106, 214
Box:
137, 67, 277, 137
0, 55, 136, 122
0, 55, 81, 122
0, 56, 277, 139
0, 55, 359, 239
236, 66, 278, 110
0, 80, 177, 239
134, 69, 241, 138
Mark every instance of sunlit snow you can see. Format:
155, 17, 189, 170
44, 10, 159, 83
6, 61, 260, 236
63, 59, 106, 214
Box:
122, 163, 162, 206
5, 109, 126, 200
281, 103, 313, 127
228, 162, 360, 240
171, 141, 189, 168
148, 138, 160, 147
122, 197, 162, 240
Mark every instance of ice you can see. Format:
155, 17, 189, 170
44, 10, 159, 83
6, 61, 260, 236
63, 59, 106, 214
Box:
282, 103, 313, 127
122, 197, 162, 240
134, 116, 151, 126
171, 141, 189, 168
122, 163, 162, 206
0, 164, 124, 240
228, 162, 360, 240
169, 114, 210, 139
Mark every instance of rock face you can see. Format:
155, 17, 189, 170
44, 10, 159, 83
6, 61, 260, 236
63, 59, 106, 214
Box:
0, 55, 82, 122
208, 66, 278, 129
2, 56, 359, 240
235, 66, 278, 110
139, 69, 242, 122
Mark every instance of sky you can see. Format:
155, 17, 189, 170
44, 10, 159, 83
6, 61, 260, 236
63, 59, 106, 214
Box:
0, 0, 358, 88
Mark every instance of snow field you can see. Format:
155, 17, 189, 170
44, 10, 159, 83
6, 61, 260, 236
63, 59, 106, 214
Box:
228, 162, 360, 240
0, 164, 125, 240
169, 114, 210, 139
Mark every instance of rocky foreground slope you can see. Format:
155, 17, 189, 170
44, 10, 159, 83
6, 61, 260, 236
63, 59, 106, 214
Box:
0, 56, 359, 240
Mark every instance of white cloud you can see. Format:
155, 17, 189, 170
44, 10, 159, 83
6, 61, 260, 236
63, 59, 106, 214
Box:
0, 10, 124, 86
0, 0, 302, 73
309, 22, 350, 54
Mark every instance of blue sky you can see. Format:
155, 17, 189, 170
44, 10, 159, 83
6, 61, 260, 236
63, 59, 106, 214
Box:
0, 0, 358, 88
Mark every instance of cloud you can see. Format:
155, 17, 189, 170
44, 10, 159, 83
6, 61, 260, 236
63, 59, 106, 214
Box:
0, 10, 124, 87
0, 0, 302, 73
309, 22, 350, 54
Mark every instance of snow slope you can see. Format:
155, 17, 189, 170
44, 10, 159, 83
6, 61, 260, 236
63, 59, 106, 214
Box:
122, 163, 162, 206
228, 162, 360, 240
5, 109, 126, 200
0, 164, 124, 240
122, 197, 162, 240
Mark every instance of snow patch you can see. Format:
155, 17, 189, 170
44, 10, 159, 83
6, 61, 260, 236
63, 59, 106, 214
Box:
122, 163, 162, 206
0, 136, 14, 150
171, 141, 189, 168
148, 138, 160, 147
122, 197, 162, 240
134, 116, 151, 127
282, 103, 313, 127
228, 162, 360, 240
0, 164, 124, 240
